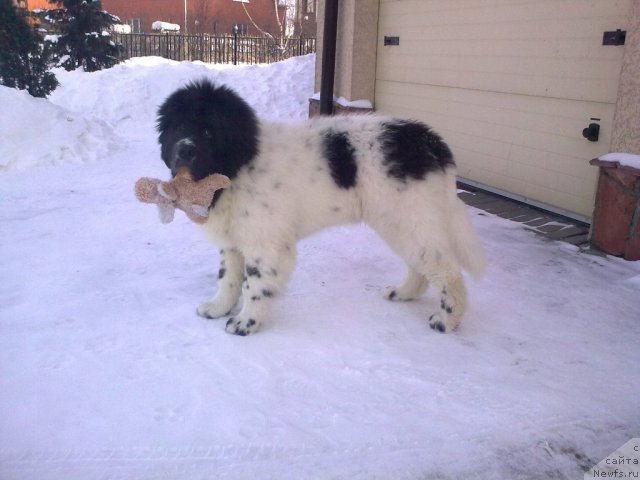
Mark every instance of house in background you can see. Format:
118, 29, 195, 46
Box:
100, 0, 316, 37
314, 0, 640, 223
26, 0, 316, 37
24, 0, 49, 10
101, 0, 282, 36
294, 0, 317, 37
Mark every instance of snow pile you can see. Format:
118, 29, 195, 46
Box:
111, 24, 131, 34
0, 54, 314, 172
152, 21, 180, 32
1, 55, 639, 480
0, 86, 117, 171
598, 152, 640, 170
48, 54, 315, 139
310, 91, 374, 109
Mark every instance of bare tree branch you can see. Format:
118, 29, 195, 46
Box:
240, 0, 298, 60
240, 2, 274, 39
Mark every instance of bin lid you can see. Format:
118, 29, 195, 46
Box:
590, 153, 640, 175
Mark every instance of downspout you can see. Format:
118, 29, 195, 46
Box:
319, 0, 339, 115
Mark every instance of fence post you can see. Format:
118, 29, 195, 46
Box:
232, 25, 239, 65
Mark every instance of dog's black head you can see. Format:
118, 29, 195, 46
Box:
156, 80, 259, 182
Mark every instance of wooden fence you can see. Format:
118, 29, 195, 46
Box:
111, 33, 316, 64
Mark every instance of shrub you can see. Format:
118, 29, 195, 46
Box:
0, 0, 58, 97
47, 0, 122, 72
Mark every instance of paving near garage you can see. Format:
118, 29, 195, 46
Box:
457, 186, 603, 255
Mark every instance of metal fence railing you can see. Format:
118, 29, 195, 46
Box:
111, 33, 316, 64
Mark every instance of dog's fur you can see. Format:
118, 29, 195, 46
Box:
157, 80, 485, 336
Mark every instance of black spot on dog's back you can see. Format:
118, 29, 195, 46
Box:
380, 120, 454, 181
322, 130, 358, 189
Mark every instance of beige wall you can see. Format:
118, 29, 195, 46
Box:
612, 0, 640, 154
374, 0, 632, 220
315, 0, 379, 103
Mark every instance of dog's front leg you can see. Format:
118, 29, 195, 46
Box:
197, 248, 244, 319
225, 245, 296, 336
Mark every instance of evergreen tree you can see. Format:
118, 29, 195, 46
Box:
47, 0, 122, 72
0, 0, 58, 97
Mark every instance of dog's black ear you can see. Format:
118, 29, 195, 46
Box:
157, 90, 187, 171
156, 126, 181, 172
196, 82, 259, 180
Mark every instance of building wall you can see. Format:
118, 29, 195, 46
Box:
612, 1, 640, 154
27, 1, 312, 38
314, 0, 378, 103
26, 0, 50, 10
295, 0, 317, 37
374, 0, 632, 220
94, 0, 283, 36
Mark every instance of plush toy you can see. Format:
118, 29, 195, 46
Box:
135, 169, 230, 224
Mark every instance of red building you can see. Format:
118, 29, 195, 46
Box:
27, 0, 316, 38
100, 0, 285, 36
25, 0, 49, 10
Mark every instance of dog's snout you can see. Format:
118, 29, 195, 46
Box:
177, 141, 196, 161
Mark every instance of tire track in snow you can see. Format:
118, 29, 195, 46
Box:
1, 441, 423, 479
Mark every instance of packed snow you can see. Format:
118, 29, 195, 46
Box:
1, 55, 639, 480
0, 88, 116, 171
309, 92, 373, 110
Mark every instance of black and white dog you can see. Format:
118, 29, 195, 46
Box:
157, 80, 485, 336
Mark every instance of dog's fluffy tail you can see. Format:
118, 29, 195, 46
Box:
446, 170, 486, 280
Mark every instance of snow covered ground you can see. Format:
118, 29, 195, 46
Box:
1, 55, 639, 480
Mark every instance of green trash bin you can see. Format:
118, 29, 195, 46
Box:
589, 154, 640, 261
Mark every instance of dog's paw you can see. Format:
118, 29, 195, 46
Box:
428, 312, 454, 333
384, 287, 400, 301
225, 317, 260, 336
384, 286, 421, 302
197, 300, 232, 319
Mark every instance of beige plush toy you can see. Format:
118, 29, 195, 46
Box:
135, 168, 230, 224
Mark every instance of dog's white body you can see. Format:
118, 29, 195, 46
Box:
194, 114, 485, 335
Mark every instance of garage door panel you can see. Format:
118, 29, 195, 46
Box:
375, 80, 614, 157
505, 149, 598, 198
453, 146, 510, 177
461, 164, 596, 218
377, 53, 623, 103
380, 0, 629, 31
383, 14, 626, 39
382, 66, 617, 104
375, 79, 611, 122
396, 38, 624, 61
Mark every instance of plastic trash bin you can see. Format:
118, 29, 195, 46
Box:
589, 153, 640, 260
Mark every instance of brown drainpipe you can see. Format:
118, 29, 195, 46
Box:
319, 0, 339, 115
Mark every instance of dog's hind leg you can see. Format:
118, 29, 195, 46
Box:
197, 248, 244, 319
401, 254, 468, 333
373, 222, 468, 333
427, 267, 468, 333
384, 267, 428, 301
225, 244, 296, 336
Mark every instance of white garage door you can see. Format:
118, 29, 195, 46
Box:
375, 0, 631, 220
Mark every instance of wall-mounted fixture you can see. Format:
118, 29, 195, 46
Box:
582, 120, 600, 142
384, 36, 400, 46
602, 29, 626, 46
